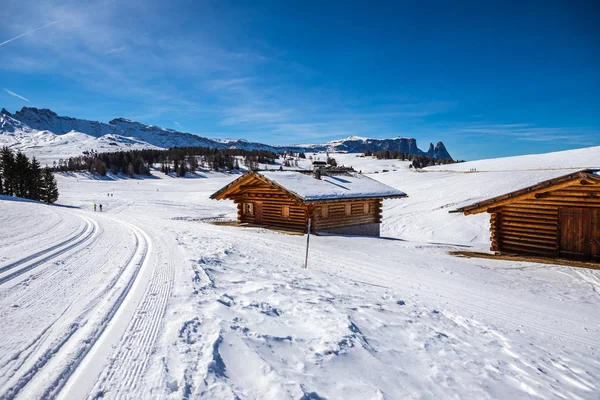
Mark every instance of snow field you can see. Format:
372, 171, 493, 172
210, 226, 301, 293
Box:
0, 147, 599, 399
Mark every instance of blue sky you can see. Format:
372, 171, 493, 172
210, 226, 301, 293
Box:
0, 0, 598, 160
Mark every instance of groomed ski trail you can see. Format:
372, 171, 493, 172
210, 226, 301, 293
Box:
0, 215, 96, 286
0, 212, 152, 400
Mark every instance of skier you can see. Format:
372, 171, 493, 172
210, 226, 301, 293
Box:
93, 203, 97, 212
99, 204, 103, 212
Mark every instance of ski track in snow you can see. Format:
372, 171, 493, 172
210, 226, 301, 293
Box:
0, 206, 152, 399
0, 215, 96, 286
86, 222, 174, 400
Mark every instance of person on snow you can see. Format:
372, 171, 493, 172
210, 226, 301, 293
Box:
93, 203, 97, 211
99, 204, 103, 212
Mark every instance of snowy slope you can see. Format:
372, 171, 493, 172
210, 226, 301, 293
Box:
425, 145, 600, 172
1, 108, 452, 164
1, 146, 599, 399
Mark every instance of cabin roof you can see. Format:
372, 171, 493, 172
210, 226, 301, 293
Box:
450, 169, 600, 215
211, 170, 407, 203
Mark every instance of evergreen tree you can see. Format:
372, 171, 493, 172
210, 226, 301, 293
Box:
28, 157, 43, 201
41, 168, 59, 204
1, 147, 16, 196
188, 155, 198, 173
177, 160, 187, 177
14, 151, 30, 198
127, 162, 135, 178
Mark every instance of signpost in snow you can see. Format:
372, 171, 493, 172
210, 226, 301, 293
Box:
304, 219, 311, 268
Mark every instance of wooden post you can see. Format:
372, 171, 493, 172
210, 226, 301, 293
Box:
304, 218, 311, 268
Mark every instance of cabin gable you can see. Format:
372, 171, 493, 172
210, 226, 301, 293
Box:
227, 176, 308, 230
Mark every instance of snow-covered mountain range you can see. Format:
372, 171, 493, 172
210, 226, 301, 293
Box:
0, 107, 452, 161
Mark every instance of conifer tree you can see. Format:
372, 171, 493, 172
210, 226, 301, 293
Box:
1, 146, 15, 196
28, 157, 43, 201
42, 167, 59, 204
14, 151, 30, 198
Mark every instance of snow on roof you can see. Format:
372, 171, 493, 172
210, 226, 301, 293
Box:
259, 171, 406, 201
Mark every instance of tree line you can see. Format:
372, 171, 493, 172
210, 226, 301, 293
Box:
364, 150, 459, 168
0, 147, 59, 203
52, 147, 280, 177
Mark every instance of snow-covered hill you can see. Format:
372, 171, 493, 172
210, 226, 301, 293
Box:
425, 145, 600, 172
0, 107, 452, 164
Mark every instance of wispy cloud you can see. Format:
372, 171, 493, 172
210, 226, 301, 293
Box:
4, 88, 31, 102
460, 123, 598, 145
0, 20, 61, 47
203, 75, 455, 143
104, 46, 126, 55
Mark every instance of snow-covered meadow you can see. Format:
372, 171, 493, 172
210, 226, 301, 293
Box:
1, 148, 600, 399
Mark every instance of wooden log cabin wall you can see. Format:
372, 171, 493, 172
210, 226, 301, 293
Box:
311, 200, 382, 232
453, 170, 600, 262
211, 170, 406, 237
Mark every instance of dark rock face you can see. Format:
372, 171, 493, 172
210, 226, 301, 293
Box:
332, 137, 422, 154
1, 107, 452, 158
424, 141, 452, 159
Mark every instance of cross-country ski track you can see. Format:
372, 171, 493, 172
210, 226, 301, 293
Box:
0, 204, 156, 399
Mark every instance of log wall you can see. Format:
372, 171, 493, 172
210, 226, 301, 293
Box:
230, 182, 384, 234
312, 200, 382, 231
232, 183, 308, 231
490, 182, 600, 258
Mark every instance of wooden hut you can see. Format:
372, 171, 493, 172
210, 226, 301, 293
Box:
210, 170, 406, 236
451, 169, 600, 262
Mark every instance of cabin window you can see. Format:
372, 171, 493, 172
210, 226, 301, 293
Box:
244, 203, 254, 215
345, 204, 351, 216
282, 205, 290, 218
321, 205, 329, 218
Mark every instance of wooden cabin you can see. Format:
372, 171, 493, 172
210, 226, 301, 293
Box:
210, 170, 406, 236
451, 170, 600, 262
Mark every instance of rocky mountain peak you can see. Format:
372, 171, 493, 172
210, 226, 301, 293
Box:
15, 107, 59, 119
0, 107, 452, 159
109, 117, 137, 125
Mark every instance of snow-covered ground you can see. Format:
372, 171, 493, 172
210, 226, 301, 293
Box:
425, 146, 600, 172
1, 148, 600, 399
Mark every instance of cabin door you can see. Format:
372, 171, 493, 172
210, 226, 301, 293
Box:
592, 209, 600, 262
254, 203, 263, 224
558, 207, 594, 261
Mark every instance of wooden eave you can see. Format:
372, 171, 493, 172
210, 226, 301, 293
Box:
302, 193, 407, 204
210, 171, 408, 204
450, 170, 600, 216
210, 171, 305, 203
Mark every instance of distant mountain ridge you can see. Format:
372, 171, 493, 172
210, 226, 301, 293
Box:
0, 107, 452, 159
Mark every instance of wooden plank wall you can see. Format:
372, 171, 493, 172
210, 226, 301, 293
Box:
233, 182, 308, 231
491, 182, 600, 257
228, 178, 386, 233
312, 200, 381, 231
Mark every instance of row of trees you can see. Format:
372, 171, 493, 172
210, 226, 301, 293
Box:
0, 147, 59, 203
52, 147, 279, 177
366, 150, 457, 168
